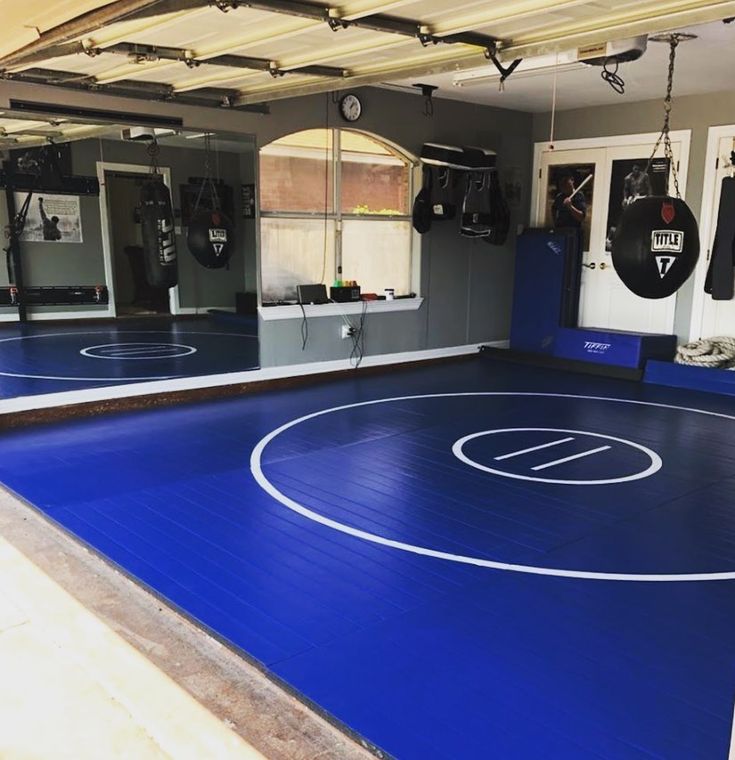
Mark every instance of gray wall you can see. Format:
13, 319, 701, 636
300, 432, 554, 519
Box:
256, 88, 532, 366
0, 81, 532, 366
532, 90, 735, 340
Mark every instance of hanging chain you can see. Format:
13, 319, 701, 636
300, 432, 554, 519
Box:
645, 35, 681, 198
146, 139, 160, 174
193, 133, 221, 214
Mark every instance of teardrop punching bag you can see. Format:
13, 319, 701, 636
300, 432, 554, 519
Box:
140, 176, 178, 288
187, 209, 234, 269
611, 196, 699, 299
610, 34, 699, 300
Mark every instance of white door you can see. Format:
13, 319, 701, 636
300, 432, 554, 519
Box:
698, 135, 735, 338
535, 134, 690, 334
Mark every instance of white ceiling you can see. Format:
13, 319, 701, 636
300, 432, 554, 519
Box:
388, 19, 735, 113
2, 0, 735, 107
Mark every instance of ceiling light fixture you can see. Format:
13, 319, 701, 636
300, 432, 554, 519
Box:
452, 52, 582, 88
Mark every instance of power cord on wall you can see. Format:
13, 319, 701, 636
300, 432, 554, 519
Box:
299, 301, 309, 350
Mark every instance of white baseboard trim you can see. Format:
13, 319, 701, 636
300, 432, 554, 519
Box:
0, 340, 507, 415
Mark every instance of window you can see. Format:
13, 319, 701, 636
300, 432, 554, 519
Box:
260, 129, 415, 302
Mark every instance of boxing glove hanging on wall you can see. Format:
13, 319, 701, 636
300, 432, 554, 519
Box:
611, 196, 699, 298
140, 174, 178, 289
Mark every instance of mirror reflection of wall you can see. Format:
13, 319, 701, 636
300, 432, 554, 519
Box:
0, 128, 260, 402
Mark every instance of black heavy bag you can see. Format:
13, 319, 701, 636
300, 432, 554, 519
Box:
140, 176, 177, 288
704, 176, 735, 300
187, 209, 234, 269
412, 166, 433, 234
611, 196, 699, 299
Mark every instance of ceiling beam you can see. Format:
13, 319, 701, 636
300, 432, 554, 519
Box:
2, 69, 270, 114
0, 0, 168, 69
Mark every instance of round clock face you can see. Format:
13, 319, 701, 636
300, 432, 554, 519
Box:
339, 94, 362, 122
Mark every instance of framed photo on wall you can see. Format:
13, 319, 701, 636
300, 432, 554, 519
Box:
544, 163, 595, 251
14, 193, 83, 243
604, 157, 669, 250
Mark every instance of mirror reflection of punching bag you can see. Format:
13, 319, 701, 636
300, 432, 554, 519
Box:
187, 209, 234, 269
612, 197, 699, 298
186, 134, 235, 269
140, 176, 178, 288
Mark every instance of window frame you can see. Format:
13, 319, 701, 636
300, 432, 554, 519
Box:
259, 128, 418, 300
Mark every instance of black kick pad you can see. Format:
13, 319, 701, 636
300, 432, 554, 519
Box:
705, 176, 735, 300
611, 196, 699, 299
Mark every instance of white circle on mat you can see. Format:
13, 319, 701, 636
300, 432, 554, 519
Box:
0, 330, 256, 381
452, 427, 661, 485
80, 342, 197, 360
250, 392, 735, 582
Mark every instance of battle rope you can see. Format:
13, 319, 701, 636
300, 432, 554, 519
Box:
675, 337, 735, 369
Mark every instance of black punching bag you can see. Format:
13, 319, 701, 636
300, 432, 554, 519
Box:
187, 209, 234, 269
140, 176, 178, 288
611, 196, 699, 299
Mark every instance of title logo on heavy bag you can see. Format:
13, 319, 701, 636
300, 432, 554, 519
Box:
158, 218, 176, 263
651, 229, 683, 279
208, 228, 227, 255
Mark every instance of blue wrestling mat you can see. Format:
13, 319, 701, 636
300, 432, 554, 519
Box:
0, 317, 258, 398
1, 358, 734, 758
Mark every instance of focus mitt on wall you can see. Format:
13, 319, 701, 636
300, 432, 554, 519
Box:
611, 196, 699, 299
140, 176, 178, 288
187, 209, 234, 269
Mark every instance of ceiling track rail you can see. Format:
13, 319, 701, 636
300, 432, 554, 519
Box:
0, 0, 510, 73
11, 40, 350, 80
1, 69, 270, 114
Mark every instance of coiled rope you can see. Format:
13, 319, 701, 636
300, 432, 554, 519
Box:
675, 337, 735, 369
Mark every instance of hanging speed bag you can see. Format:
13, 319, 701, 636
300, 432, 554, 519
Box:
611, 196, 699, 299
187, 209, 234, 269
140, 177, 178, 288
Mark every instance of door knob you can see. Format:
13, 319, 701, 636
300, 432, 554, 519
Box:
582, 262, 596, 269
599, 261, 608, 270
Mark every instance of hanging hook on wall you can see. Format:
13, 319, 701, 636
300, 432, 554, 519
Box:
412, 83, 438, 117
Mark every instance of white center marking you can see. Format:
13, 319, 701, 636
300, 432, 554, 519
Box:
248, 393, 732, 582
532, 445, 612, 471
494, 436, 574, 461
80, 342, 197, 361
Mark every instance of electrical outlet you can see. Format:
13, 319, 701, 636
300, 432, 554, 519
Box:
341, 325, 354, 339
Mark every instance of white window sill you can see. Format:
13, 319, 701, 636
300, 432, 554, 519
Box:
258, 297, 423, 321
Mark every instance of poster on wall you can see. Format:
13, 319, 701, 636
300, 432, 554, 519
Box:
14, 193, 83, 243
544, 163, 595, 251
604, 157, 669, 251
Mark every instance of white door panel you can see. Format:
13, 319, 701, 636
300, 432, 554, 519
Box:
535, 135, 690, 334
